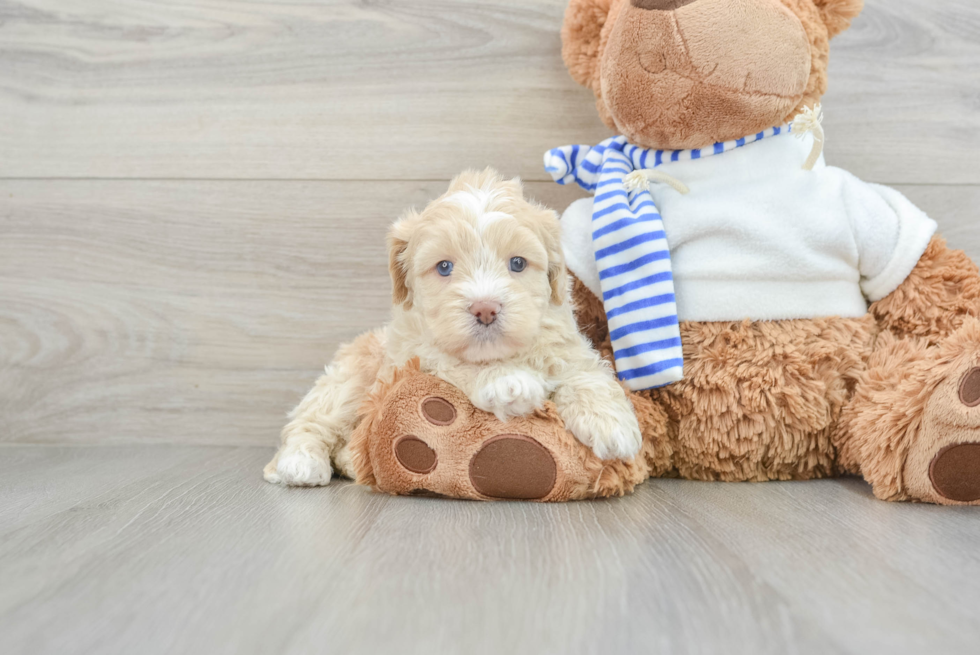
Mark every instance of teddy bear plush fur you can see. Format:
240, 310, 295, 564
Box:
558, 0, 980, 505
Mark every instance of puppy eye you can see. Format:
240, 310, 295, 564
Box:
509, 256, 527, 273
436, 260, 454, 277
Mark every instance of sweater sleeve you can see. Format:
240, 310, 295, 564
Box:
839, 172, 938, 302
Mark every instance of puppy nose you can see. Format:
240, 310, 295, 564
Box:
631, 0, 698, 10
469, 301, 501, 326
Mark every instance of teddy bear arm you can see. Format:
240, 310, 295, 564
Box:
869, 235, 980, 340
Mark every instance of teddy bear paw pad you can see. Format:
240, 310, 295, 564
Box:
468, 435, 557, 500
421, 396, 456, 425
916, 364, 980, 503
394, 436, 438, 474
929, 443, 980, 503
958, 367, 980, 407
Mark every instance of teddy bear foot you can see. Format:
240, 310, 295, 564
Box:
392, 422, 559, 500
391, 434, 558, 500
907, 365, 980, 505
363, 386, 570, 501
349, 363, 650, 501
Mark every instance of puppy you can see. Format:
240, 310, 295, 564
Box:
264, 169, 642, 486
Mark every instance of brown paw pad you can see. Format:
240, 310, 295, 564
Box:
468, 435, 557, 500
391, 395, 455, 476
394, 436, 438, 474
959, 367, 980, 407
421, 396, 456, 425
929, 442, 980, 502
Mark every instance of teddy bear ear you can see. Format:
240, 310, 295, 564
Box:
813, 0, 864, 38
561, 0, 616, 88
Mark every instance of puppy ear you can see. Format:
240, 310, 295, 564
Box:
386, 213, 417, 309
562, 0, 616, 89
813, 0, 863, 38
514, 190, 570, 306
537, 208, 569, 306
549, 258, 570, 306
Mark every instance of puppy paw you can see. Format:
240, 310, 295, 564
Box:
264, 444, 334, 486
559, 401, 642, 461
473, 371, 549, 422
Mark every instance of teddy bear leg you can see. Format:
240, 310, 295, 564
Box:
349, 364, 655, 501
264, 329, 385, 486
837, 320, 980, 504
650, 318, 869, 482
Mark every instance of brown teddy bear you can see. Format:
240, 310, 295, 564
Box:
550, 0, 980, 505
351, 0, 980, 505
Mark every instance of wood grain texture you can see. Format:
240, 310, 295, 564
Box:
0, 179, 581, 445
3, 181, 978, 446
1, 0, 979, 184
1, 445, 979, 655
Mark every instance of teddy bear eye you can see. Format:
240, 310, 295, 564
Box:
436, 260, 453, 277
510, 257, 527, 273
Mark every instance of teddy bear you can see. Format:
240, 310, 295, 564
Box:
546, 0, 980, 505
351, 0, 980, 505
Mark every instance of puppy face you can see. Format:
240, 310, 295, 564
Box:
388, 170, 567, 363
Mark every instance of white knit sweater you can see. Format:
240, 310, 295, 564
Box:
560, 132, 938, 322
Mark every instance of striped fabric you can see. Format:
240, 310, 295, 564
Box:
544, 125, 788, 390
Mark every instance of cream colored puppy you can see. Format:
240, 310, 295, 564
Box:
264, 170, 642, 486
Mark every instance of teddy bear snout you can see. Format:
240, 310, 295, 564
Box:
631, 0, 699, 10
601, 0, 812, 150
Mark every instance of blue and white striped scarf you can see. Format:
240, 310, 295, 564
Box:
544, 126, 788, 390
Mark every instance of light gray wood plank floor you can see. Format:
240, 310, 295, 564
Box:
2, 445, 980, 655
2, 0, 980, 652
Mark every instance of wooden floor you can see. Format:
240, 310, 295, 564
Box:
2, 444, 980, 655
2, 1, 980, 653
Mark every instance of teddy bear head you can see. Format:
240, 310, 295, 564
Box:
562, 0, 864, 150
